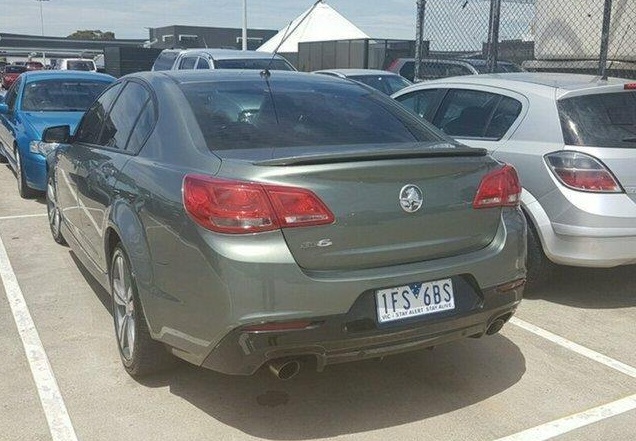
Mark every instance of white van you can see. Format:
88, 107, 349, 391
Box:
54, 58, 97, 72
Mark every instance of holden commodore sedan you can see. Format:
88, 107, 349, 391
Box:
0, 70, 115, 198
392, 72, 636, 285
44, 70, 525, 379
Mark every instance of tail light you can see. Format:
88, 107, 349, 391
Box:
473, 164, 521, 209
183, 175, 334, 234
544, 151, 622, 193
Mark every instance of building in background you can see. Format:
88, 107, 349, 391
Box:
147, 25, 278, 51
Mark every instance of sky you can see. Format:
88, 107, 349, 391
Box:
4, 0, 534, 50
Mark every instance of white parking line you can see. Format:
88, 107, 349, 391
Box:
510, 317, 636, 378
500, 317, 636, 440
494, 393, 636, 441
0, 234, 78, 440
0, 213, 47, 221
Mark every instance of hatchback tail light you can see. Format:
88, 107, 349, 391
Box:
544, 151, 622, 193
183, 175, 334, 234
473, 164, 522, 209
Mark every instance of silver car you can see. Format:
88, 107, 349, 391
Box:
393, 72, 636, 284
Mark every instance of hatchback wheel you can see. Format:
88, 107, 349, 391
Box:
16, 148, 37, 199
46, 174, 66, 245
111, 245, 173, 377
525, 219, 554, 290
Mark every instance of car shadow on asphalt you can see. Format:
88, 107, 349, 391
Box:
134, 334, 525, 439
69, 250, 113, 315
524, 264, 636, 309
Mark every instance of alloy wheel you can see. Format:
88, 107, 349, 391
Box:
112, 251, 136, 362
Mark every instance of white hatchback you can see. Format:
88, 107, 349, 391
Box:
393, 72, 636, 284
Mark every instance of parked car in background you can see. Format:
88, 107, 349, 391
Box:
313, 69, 412, 95
1, 65, 27, 89
393, 72, 636, 285
44, 70, 525, 379
54, 58, 97, 72
387, 58, 523, 82
152, 48, 296, 71
26, 61, 45, 71
0, 70, 115, 198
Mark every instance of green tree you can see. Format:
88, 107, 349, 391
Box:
67, 30, 115, 40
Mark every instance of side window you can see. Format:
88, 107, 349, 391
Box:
196, 58, 210, 69
486, 96, 523, 139
399, 62, 415, 82
433, 89, 500, 138
74, 82, 124, 144
420, 62, 444, 80
395, 89, 441, 121
5, 78, 21, 111
178, 56, 197, 70
98, 82, 150, 150
126, 100, 156, 153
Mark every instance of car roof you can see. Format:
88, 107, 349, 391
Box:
21, 70, 115, 82
314, 69, 400, 77
177, 48, 282, 60
396, 57, 516, 66
132, 69, 366, 88
403, 72, 635, 99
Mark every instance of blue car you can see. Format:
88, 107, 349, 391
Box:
0, 70, 115, 198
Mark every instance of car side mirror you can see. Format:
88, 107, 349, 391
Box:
43, 125, 71, 143
0, 103, 8, 114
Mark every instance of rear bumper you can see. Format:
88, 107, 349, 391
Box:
202, 283, 521, 375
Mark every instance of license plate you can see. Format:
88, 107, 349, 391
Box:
376, 278, 455, 324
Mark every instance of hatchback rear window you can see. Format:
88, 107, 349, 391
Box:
179, 79, 441, 151
558, 91, 636, 148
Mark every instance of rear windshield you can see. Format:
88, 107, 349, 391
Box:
153, 52, 179, 71
213, 59, 294, 71
66, 60, 95, 71
348, 75, 412, 95
558, 91, 636, 148
22, 79, 111, 112
179, 79, 441, 151
5, 66, 27, 73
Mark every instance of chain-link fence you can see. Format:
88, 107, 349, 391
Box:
415, 0, 636, 80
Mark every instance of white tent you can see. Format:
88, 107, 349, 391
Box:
257, 2, 370, 53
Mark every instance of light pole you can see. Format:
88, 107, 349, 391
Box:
36, 0, 50, 64
242, 0, 248, 50
36, 0, 50, 36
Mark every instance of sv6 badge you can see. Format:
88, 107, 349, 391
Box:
300, 239, 333, 249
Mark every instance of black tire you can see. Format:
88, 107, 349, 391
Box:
110, 244, 174, 377
525, 219, 554, 290
16, 148, 38, 199
46, 173, 67, 245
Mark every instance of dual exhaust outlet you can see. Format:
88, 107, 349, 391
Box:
267, 317, 509, 380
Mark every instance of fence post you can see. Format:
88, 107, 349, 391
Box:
599, 0, 613, 79
414, 0, 426, 81
486, 0, 502, 73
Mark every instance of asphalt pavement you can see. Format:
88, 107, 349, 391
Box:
0, 163, 635, 441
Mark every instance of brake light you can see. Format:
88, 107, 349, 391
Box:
473, 164, 521, 209
544, 151, 622, 193
624, 83, 636, 90
183, 175, 334, 234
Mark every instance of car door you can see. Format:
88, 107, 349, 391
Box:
0, 78, 23, 165
57, 82, 124, 248
75, 80, 153, 270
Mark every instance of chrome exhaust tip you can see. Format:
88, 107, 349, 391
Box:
268, 359, 301, 380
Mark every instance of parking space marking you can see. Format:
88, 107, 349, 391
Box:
510, 317, 636, 379
0, 234, 78, 440
494, 393, 636, 441
0, 213, 47, 221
